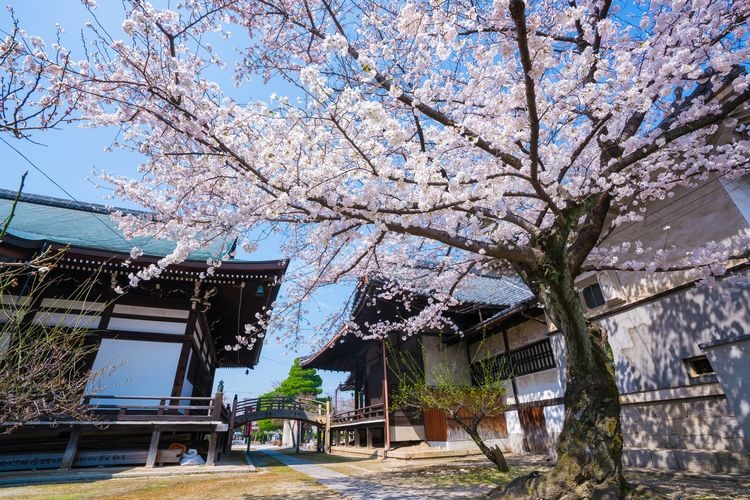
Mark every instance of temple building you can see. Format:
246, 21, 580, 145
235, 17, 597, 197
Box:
303, 174, 750, 474
0, 189, 287, 470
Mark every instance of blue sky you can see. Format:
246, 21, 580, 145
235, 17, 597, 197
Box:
2, 0, 350, 401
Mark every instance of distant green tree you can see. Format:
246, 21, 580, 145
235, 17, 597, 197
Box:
257, 418, 281, 433
275, 358, 323, 397
255, 387, 283, 435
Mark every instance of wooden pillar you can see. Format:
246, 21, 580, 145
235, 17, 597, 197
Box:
212, 391, 224, 420
295, 421, 301, 453
59, 428, 80, 470
206, 431, 218, 466
225, 394, 238, 453
366, 428, 373, 448
145, 429, 161, 468
382, 340, 391, 458
325, 400, 331, 454
354, 428, 361, 447
316, 426, 322, 452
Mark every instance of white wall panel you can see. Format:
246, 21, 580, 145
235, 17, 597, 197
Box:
112, 304, 189, 319
40, 298, 106, 312
514, 368, 563, 403
107, 317, 186, 335
33, 311, 101, 329
87, 339, 181, 399
0, 295, 30, 306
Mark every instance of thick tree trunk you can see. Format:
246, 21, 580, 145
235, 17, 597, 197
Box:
540, 276, 625, 497
502, 252, 626, 498
453, 417, 510, 472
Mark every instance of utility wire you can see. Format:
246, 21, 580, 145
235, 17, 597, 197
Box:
0, 135, 136, 246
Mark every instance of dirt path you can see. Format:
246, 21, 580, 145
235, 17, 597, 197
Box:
258, 449, 434, 499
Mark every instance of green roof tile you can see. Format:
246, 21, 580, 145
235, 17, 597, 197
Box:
0, 189, 224, 261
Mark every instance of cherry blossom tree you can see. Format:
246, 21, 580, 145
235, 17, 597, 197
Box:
0, 8, 76, 140
29, 0, 750, 496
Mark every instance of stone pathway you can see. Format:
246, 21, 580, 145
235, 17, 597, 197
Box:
258, 449, 472, 499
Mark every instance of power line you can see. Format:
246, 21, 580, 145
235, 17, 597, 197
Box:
605, 174, 747, 241
0, 135, 135, 246
260, 355, 293, 366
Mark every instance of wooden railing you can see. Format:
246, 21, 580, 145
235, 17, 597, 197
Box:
331, 403, 385, 425
235, 396, 326, 417
82, 394, 227, 422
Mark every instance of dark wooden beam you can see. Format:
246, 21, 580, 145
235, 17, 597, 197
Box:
59, 428, 80, 470
171, 310, 197, 399
145, 429, 161, 468
206, 431, 218, 466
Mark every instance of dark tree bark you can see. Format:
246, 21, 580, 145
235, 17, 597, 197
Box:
451, 415, 510, 472
502, 234, 627, 498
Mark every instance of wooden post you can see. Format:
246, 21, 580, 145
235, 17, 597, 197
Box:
382, 339, 391, 458
59, 428, 80, 470
225, 394, 238, 453
212, 391, 224, 420
145, 429, 161, 468
325, 400, 331, 454
354, 428, 361, 447
207, 431, 218, 466
366, 428, 373, 448
295, 421, 301, 453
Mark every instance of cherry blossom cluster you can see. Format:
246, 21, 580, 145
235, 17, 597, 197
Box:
15, 0, 750, 346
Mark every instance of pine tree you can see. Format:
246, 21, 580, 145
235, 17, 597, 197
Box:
275, 358, 323, 398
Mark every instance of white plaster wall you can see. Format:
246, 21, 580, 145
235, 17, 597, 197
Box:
550, 333, 567, 393
515, 369, 563, 403
505, 409, 525, 454
704, 338, 750, 449
422, 335, 471, 386
597, 176, 750, 302
29, 299, 105, 329
600, 268, 750, 394
428, 438, 512, 453
33, 311, 101, 329
722, 176, 750, 224
468, 332, 505, 362
112, 304, 190, 319
0, 294, 30, 306
40, 298, 106, 312
107, 317, 186, 335
390, 424, 425, 441
506, 320, 549, 350
86, 339, 181, 400
544, 404, 564, 459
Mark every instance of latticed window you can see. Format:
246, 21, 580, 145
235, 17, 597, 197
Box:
582, 282, 606, 309
471, 338, 556, 385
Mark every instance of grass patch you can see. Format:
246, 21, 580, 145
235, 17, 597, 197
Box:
0, 469, 338, 499
428, 465, 521, 486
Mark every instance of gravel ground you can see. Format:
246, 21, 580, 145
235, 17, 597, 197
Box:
1, 449, 748, 499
